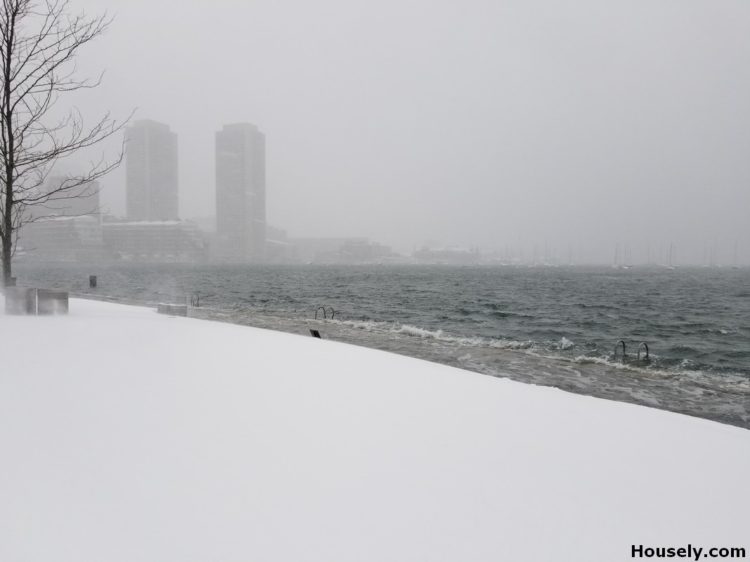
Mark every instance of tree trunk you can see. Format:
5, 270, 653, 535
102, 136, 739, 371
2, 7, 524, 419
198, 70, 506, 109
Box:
1, 184, 11, 285
1, 234, 10, 286
1, 3, 13, 288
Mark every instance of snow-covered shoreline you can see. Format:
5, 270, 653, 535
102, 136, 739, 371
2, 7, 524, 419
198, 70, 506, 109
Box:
1, 298, 748, 561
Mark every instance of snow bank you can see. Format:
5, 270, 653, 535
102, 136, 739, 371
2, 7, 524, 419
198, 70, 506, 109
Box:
0, 298, 748, 562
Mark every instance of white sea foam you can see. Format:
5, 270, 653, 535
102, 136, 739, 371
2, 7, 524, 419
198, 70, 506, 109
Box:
559, 337, 575, 350
335, 318, 532, 350
395, 324, 445, 339
336, 319, 384, 331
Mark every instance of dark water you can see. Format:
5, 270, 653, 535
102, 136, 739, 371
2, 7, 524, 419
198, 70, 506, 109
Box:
15, 263, 750, 428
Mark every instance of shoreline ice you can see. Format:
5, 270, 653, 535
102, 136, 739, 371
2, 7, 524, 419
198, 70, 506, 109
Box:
1, 298, 748, 561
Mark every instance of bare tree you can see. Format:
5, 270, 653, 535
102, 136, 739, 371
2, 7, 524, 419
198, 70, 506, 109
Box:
0, 0, 128, 286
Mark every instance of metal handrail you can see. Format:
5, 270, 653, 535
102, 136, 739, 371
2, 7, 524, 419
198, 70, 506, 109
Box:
637, 342, 650, 361
614, 340, 627, 359
315, 306, 336, 320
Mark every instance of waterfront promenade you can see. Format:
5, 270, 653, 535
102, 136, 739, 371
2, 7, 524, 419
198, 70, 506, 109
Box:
1, 298, 748, 561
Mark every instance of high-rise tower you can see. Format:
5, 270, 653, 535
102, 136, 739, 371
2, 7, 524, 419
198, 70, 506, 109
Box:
125, 120, 178, 221
215, 123, 266, 261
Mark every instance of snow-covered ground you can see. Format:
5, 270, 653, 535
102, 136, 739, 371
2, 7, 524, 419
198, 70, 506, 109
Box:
1, 298, 748, 562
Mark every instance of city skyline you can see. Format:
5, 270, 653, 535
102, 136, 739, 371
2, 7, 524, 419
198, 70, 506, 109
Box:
65, 0, 750, 265
107, 115, 747, 265
125, 119, 179, 221
215, 123, 267, 262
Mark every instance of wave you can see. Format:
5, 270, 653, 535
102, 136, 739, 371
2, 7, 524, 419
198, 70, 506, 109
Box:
567, 354, 750, 394
484, 303, 533, 319
488, 310, 534, 319
334, 318, 534, 350
559, 337, 575, 350
331, 316, 749, 395
575, 303, 620, 310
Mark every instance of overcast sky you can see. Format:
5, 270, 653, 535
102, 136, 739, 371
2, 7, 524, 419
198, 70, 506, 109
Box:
65, 0, 750, 263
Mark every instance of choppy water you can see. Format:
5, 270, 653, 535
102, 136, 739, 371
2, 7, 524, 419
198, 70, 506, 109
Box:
15, 263, 750, 428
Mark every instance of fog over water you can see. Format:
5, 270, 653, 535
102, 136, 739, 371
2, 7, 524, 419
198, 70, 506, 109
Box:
66, 0, 749, 263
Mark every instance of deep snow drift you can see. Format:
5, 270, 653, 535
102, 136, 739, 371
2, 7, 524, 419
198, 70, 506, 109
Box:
1, 298, 748, 562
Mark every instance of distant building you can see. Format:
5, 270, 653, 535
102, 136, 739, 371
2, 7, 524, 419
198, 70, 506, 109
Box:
43, 176, 100, 217
288, 237, 394, 264
103, 220, 206, 263
264, 225, 294, 262
215, 123, 266, 261
17, 216, 104, 262
125, 120, 178, 221
23, 176, 100, 221
16, 175, 104, 262
412, 246, 482, 265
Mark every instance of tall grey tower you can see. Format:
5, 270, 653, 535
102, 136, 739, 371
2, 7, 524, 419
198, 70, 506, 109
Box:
125, 120, 178, 221
215, 123, 266, 261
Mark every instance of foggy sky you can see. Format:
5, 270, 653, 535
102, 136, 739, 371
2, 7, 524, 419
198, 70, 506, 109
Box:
64, 0, 750, 263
